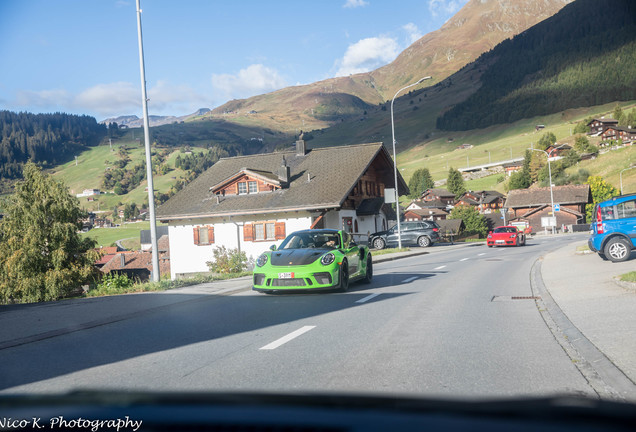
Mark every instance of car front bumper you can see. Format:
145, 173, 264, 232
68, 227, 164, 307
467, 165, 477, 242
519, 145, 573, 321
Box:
252, 264, 341, 292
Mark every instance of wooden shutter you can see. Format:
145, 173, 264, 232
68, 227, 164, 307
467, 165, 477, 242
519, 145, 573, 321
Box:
208, 226, 215, 244
193, 227, 200, 245
274, 222, 286, 240
243, 224, 254, 242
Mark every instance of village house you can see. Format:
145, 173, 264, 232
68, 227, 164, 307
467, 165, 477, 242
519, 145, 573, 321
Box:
156, 141, 408, 279
76, 188, 101, 198
403, 207, 449, 222
504, 184, 591, 231
419, 188, 456, 207
600, 126, 636, 144
99, 236, 170, 281
406, 198, 447, 211
455, 190, 505, 213
545, 143, 572, 159
587, 118, 618, 136
503, 161, 523, 176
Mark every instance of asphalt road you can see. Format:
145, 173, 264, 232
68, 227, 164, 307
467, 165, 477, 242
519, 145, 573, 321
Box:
0, 235, 597, 399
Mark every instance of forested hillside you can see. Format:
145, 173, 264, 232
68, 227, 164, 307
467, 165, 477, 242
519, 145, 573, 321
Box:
0, 111, 106, 182
437, 0, 636, 131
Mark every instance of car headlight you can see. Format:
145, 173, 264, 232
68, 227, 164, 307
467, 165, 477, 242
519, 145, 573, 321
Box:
256, 254, 268, 267
320, 252, 335, 266
509, 234, 516, 239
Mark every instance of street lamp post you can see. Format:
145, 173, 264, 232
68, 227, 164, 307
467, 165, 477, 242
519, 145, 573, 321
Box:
391, 76, 432, 248
619, 165, 636, 195
528, 143, 567, 235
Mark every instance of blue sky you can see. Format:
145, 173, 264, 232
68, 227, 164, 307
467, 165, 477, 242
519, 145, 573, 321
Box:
0, 0, 468, 121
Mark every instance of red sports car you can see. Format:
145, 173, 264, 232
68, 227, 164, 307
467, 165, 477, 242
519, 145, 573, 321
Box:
487, 225, 526, 247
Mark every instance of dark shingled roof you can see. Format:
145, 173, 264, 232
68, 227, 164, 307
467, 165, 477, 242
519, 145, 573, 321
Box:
504, 185, 590, 208
437, 219, 464, 234
356, 198, 385, 216
157, 142, 407, 220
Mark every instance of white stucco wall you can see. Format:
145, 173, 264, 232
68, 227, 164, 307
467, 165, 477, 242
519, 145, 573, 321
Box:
168, 214, 312, 279
167, 208, 393, 279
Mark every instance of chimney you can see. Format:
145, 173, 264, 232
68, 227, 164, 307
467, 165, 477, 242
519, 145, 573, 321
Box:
120, 253, 125, 268
277, 156, 290, 185
296, 131, 307, 156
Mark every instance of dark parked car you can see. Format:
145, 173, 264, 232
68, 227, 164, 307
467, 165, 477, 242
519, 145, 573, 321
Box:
588, 193, 636, 262
370, 221, 441, 249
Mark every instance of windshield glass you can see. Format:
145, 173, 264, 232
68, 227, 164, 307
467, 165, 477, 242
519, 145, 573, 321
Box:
278, 232, 340, 250
3, 1, 636, 425
493, 227, 517, 233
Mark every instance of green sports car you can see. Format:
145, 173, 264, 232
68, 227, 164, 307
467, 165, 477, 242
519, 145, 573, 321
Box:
253, 229, 372, 293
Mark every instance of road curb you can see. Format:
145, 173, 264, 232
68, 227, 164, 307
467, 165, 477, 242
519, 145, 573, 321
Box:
613, 277, 636, 291
530, 257, 636, 402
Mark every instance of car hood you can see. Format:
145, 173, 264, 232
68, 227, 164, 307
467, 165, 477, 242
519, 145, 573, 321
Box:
370, 230, 389, 237
270, 248, 329, 266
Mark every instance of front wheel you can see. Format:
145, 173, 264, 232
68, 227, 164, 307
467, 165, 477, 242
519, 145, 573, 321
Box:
372, 237, 386, 250
604, 237, 631, 262
338, 259, 349, 292
362, 254, 373, 284
417, 236, 431, 248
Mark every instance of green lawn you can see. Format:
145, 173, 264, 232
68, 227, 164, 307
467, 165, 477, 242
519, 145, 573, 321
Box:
397, 100, 636, 188
81, 221, 166, 248
52, 141, 207, 214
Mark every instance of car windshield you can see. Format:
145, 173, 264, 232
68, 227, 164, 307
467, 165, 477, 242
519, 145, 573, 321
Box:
4, 0, 636, 425
494, 227, 516, 233
278, 232, 340, 250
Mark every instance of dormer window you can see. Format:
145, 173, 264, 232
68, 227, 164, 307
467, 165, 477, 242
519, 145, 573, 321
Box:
238, 182, 247, 195
211, 169, 282, 196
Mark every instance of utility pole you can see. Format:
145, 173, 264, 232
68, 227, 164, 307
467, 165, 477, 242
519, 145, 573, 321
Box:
136, 0, 160, 282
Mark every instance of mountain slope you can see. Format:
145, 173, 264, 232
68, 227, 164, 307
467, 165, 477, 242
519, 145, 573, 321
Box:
369, 0, 573, 99
437, 0, 636, 130
101, 108, 211, 128
207, 0, 572, 134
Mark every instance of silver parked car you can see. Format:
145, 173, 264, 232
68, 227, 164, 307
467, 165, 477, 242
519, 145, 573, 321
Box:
369, 221, 441, 249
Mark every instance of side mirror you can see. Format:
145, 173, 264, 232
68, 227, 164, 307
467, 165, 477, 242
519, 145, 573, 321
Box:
269, 245, 277, 251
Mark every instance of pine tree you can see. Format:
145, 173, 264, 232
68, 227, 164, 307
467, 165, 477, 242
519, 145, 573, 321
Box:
0, 163, 98, 304
448, 205, 488, 237
447, 167, 466, 199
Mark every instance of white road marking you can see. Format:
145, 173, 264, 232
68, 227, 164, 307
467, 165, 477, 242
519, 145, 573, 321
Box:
402, 276, 418, 283
260, 326, 316, 350
434, 265, 446, 270
478, 253, 486, 256
460, 258, 469, 262
356, 293, 380, 303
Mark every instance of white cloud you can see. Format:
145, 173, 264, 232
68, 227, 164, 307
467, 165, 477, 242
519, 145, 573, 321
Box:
402, 23, 422, 44
16, 88, 72, 108
211, 64, 287, 101
428, 0, 464, 17
334, 36, 399, 77
74, 82, 139, 116
13, 80, 207, 118
343, 0, 369, 8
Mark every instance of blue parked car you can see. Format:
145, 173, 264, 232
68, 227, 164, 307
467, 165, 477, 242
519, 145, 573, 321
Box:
588, 193, 636, 262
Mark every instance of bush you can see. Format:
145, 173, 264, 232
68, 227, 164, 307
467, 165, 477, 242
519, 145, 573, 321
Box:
207, 246, 252, 274
96, 273, 134, 294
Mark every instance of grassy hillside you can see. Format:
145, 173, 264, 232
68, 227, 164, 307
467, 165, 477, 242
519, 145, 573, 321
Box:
51, 139, 206, 215
396, 100, 636, 192
437, 0, 636, 130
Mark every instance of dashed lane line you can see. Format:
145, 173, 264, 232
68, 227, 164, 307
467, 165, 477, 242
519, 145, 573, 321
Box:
356, 293, 380, 303
259, 326, 316, 350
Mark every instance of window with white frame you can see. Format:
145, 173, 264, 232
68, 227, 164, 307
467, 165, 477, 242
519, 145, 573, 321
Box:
238, 182, 247, 194
248, 181, 258, 193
